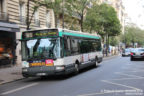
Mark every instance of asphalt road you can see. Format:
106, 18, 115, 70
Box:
0, 56, 144, 96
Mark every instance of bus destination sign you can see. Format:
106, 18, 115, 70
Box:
22, 29, 58, 39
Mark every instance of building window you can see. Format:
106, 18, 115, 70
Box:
19, 2, 26, 25
0, 0, 3, 12
0, 0, 5, 12
34, 9, 40, 27
57, 19, 60, 28
0, 0, 8, 21
46, 10, 51, 28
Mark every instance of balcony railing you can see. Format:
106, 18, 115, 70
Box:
19, 16, 26, 25
34, 19, 40, 27
46, 22, 51, 28
0, 12, 9, 22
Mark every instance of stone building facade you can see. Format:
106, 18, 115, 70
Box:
0, 0, 55, 66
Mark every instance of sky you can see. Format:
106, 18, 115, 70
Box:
123, 0, 144, 29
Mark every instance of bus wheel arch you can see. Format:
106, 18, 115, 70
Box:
75, 60, 80, 65
95, 56, 98, 67
74, 60, 80, 74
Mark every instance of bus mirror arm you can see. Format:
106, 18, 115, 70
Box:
53, 57, 57, 60
18, 39, 27, 41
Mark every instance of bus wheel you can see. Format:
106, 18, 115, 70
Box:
74, 64, 79, 74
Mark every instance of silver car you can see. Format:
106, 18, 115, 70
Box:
130, 48, 144, 61
122, 48, 131, 56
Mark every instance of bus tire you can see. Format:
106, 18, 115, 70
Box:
131, 57, 134, 61
74, 64, 79, 74
22, 75, 29, 78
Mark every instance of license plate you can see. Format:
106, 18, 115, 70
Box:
134, 56, 141, 58
37, 73, 46, 76
136, 53, 140, 55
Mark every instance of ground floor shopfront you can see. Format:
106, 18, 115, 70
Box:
0, 22, 19, 67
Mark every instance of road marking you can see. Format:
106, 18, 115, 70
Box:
126, 64, 132, 66
115, 72, 144, 78
1, 83, 39, 95
78, 62, 144, 96
107, 72, 144, 80
122, 67, 129, 69
77, 91, 116, 96
78, 79, 143, 96
108, 77, 144, 81
125, 70, 144, 73
102, 80, 141, 91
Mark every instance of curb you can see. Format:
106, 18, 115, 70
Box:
103, 54, 120, 60
0, 77, 25, 85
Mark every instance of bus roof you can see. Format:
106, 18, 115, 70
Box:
22, 28, 101, 40
59, 29, 100, 39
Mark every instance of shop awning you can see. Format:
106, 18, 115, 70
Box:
0, 22, 20, 32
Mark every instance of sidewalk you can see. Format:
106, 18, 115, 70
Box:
103, 54, 120, 60
0, 65, 24, 85
0, 54, 120, 85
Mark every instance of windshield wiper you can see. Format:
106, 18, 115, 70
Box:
33, 39, 40, 52
27, 57, 36, 61
49, 41, 57, 60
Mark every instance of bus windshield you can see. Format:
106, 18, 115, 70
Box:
21, 38, 60, 60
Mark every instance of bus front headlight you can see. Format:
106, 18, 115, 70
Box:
22, 68, 28, 72
22, 61, 29, 68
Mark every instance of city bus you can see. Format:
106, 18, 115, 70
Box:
21, 28, 103, 77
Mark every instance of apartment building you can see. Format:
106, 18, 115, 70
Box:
0, 0, 55, 66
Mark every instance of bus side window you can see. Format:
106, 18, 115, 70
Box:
64, 36, 71, 56
91, 40, 97, 52
70, 38, 79, 55
79, 39, 90, 53
89, 40, 94, 52
94, 39, 101, 51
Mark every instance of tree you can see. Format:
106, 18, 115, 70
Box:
84, 3, 121, 56
121, 26, 144, 47
85, 4, 121, 35
26, 0, 42, 30
109, 37, 119, 46
84, 6, 101, 33
84, 4, 104, 35
66, 0, 91, 31
40, 0, 78, 29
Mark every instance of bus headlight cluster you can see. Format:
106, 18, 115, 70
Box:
22, 61, 29, 68
22, 68, 28, 72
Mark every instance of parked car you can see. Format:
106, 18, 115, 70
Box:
130, 48, 144, 61
122, 48, 131, 56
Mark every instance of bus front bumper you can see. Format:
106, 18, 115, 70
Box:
22, 66, 66, 77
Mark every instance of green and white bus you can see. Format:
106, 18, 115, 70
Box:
21, 28, 103, 77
